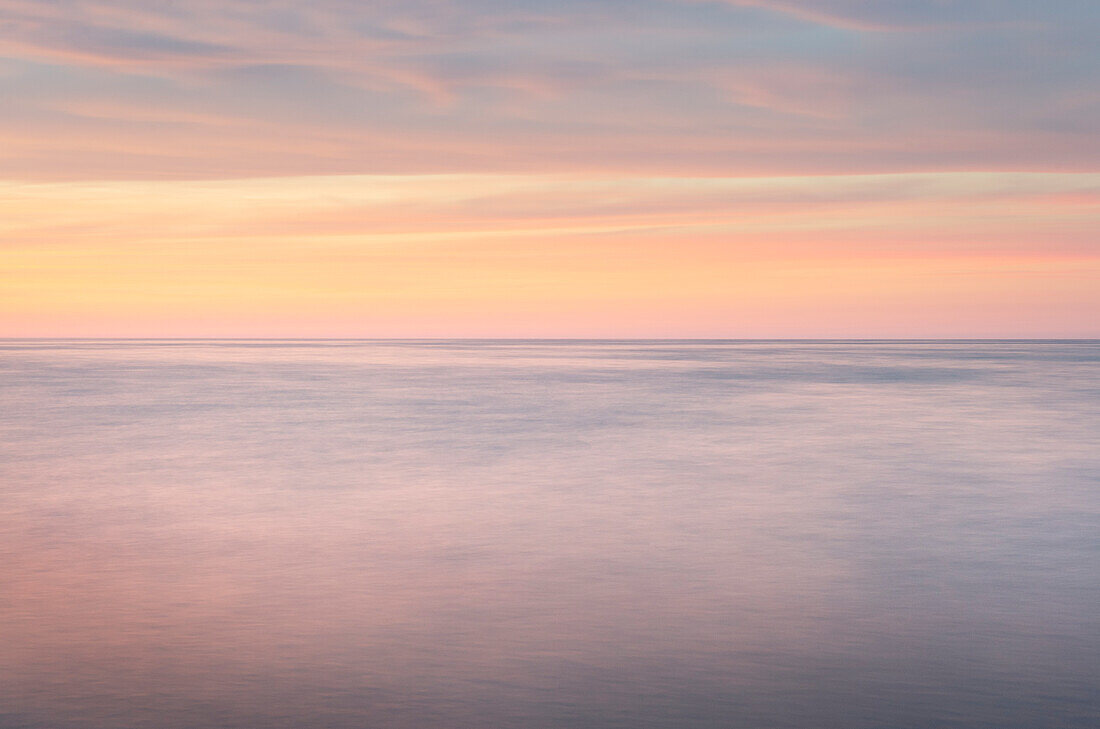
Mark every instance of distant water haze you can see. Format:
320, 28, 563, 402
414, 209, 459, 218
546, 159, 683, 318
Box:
2, 340, 1098, 728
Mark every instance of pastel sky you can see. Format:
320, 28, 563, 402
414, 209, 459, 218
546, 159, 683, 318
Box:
2, 0, 1098, 336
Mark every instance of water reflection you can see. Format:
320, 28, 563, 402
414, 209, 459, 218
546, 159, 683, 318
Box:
1, 341, 1098, 728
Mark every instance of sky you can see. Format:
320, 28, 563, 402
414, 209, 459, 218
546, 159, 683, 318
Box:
1, 0, 1098, 337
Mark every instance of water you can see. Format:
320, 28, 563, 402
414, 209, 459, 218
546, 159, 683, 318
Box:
2, 340, 1098, 729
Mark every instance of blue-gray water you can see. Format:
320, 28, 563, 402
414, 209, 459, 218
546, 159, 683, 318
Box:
2, 340, 1098, 729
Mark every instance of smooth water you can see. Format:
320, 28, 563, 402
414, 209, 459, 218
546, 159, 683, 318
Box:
2, 340, 1098, 729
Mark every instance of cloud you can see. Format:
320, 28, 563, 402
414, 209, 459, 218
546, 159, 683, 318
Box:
714, 1, 1099, 32
0, 0, 1097, 179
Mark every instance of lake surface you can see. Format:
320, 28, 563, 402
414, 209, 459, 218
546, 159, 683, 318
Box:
2, 340, 1098, 729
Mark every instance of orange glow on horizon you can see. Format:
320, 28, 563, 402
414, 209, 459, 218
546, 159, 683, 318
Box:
2, 173, 1097, 338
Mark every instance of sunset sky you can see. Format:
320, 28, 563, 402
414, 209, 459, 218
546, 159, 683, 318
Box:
2, 0, 1097, 337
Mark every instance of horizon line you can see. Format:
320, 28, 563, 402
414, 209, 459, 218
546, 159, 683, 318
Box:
3, 338, 1098, 344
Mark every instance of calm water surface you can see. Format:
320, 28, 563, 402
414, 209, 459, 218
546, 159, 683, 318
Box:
2, 340, 1098, 728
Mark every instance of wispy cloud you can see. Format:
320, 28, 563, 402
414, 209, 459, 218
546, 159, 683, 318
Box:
1, 0, 1096, 179
2, 2, 1097, 335
715, 1, 1094, 32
